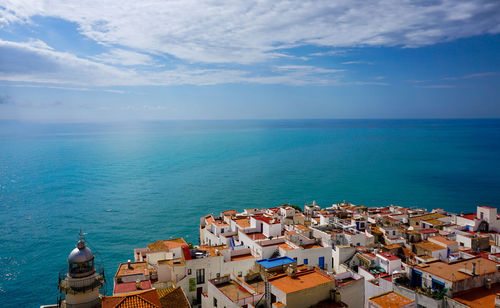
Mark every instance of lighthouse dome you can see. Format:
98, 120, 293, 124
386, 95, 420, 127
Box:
68, 240, 94, 263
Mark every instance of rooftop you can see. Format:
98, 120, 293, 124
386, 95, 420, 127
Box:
452, 282, 500, 308
268, 268, 334, 294
257, 256, 296, 269
230, 253, 255, 262
102, 289, 160, 308
113, 280, 153, 295
429, 235, 457, 246
157, 287, 190, 308
216, 280, 252, 301
377, 252, 400, 261
116, 262, 149, 278
234, 217, 251, 228
416, 241, 447, 252
369, 291, 414, 308
417, 258, 499, 282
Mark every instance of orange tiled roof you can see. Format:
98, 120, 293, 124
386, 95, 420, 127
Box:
158, 287, 190, 308
102, 289, 161, 308
163, 238, 188, 250
147, 241, 169, 252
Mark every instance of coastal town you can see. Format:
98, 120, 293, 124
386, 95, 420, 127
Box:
48, 202, 500, 308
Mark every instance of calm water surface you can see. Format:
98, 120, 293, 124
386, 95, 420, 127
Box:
0, 119, 499, 307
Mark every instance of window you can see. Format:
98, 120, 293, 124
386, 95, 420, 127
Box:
213, 297, 217, 307
238, 271, 242, 277
216, 273, 220, 278
293, 257, 297, 261
221, 228, 224, 233
188, 269, 191, 275
431, 279, 445, 292
304, 258, 308, 265
196, 269, 205, 284
481, 212, 484, 220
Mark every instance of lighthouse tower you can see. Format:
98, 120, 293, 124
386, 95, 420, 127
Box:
58, 232, 105, 308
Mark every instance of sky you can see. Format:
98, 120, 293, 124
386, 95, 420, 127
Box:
0, 0, 499, 122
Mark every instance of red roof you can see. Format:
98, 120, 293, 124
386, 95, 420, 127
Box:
461, 213, 477, 221
246, 232, 267, 240
252, 215, 275, 224
377, 252, 400, 261
113, 280, 152, 294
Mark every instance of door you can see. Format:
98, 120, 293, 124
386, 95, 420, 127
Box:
196, 287, 202, 304
319, 256, 325, 269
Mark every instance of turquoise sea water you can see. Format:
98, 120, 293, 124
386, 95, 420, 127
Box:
1, 119, 499, 307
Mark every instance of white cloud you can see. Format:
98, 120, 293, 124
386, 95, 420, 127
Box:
90, 49, 155, 66
342, 61, 374, 65
0, 38, 348, 86
415, 84, 456, 88
0, 0, 499, 64
444, 72, 498, 80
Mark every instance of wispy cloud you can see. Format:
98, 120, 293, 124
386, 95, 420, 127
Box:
5, 83, 126, 94
309, 50, 344, 57
415, 84, 456, 88
444, 72, 498, 80
0, 38, 373, 87
90, 49, 155, 66
342, 61, 374, 65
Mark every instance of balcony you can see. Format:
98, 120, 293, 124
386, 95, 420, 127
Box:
58, 267, 105, 295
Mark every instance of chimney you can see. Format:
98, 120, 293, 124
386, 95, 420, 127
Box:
472, 262, 477, 276
128, 260, 132, 269
136, 279, 142, 290
486, 278, 492, 290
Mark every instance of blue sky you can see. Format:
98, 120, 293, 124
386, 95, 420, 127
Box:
0, 1, 499, 121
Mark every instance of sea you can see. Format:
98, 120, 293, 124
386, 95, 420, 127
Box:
0, 119, 499, 307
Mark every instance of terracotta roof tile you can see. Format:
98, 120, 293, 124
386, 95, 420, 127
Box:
102, 289, 161, 308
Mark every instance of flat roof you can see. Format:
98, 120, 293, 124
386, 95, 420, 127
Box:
417, 258, 499, 282
452, 282, 500, 308
369, 291, 414, 308
268, 269, 334, 294
113, 280, 152, 294
429, 235, 457, 246
416, 241, 447, 252
116, 262, 149, 277
216, 280, 252, 301
377, 252, 399, 261
230, 253, 255, 262
257, 256, 295, 269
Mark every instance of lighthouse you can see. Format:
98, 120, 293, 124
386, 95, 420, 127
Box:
57, 231, 105, 307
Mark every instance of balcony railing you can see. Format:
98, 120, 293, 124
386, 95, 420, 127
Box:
58, 266, 105, 295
